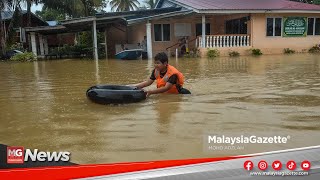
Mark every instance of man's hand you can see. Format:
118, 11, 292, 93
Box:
143, 89, 151, 97
133, 79, 154, 89
143, 83, 173, 97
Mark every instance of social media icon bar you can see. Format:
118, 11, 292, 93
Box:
301, 160, 311, 171
286, 160, 297, 170
272, 160, 282, 171
244, 160, 254, 171
258, 160, 268, 171
243, 159, 311, 171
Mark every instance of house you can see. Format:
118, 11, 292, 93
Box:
25, 0, 320, 59
25, 7, 189, 59
124, 0, 320, 57
1, 10, 47, 26
0, 10, 48, 51
1, 11, 76, 57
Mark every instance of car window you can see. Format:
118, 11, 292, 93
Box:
14, 50, 23, 53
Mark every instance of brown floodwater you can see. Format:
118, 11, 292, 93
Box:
0, 54, 320, 164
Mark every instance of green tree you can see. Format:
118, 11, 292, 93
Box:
40, 0, 107, 18
35, 7, 65, 21
289, 0, 320, 4
314, 0, 320, 4
1, 0, 15, 55
289, 0, 314, 4
26, 0, 40, 27
144, 0, 156, 9
6, 2, 23, 46
109, 0, 140, 12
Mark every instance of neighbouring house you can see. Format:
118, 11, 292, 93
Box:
1, 10, 76, 57
25, 8, 187, 59
45, 21, 76, 50
24, 0, 320, 59
0, 10, 47, 52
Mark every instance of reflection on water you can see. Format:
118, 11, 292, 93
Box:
0, 54, 320, 164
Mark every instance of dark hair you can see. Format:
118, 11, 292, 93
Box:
154, 52, 168, 64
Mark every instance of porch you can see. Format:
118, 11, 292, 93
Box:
151, 14, 253, 57
196, 34, 251, 48
193, 14, 252, 49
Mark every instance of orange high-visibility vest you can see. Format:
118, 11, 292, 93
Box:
154, 65, 184, 94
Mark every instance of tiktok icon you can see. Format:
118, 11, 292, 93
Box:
286, 160, 297, 170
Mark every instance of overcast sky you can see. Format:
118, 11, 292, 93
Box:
30, 0, 148, 13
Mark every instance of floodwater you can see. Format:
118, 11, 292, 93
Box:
1, 54, 320, 164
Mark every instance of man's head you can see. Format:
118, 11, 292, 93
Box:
154, 52, 168, 72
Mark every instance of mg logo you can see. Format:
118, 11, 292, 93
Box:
7, 146, 24, 164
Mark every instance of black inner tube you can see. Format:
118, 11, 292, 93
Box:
86, 85, 191, 105
90, 85, 138, 91
86, 85, 146, 104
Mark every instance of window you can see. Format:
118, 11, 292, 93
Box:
154, 24, 170, 41
225, 17, 248, 34
316, 19, 320, 35
307, 18, 320, 35
307, 18, 314, 35
196, 23, 210, 36
266, 18, 282, 36
175, 23, 192, 37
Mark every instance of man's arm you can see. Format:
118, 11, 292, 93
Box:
134, 79, 154, 89
146, 82, 173, 96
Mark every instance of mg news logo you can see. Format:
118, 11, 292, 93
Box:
7, 146, 70, 164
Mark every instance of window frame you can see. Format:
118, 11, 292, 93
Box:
154, 24, 171, 42
266, 17, 283, 37
196, 23, 211, 37
307, 17, 315, 35
225, 17, 248, 34
307, 17, 320, 36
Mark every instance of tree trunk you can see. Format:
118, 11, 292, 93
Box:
0, 11, 6, 55
6, 6, 22, 45
81, 0, 88, 16
27, 0, 31, 27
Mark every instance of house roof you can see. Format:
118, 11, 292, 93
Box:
26, 7, 187, 34
1, 10, 27, 20
169, 0, 320, 12
127, 9, 192, 25
96, 7, 183, 18
124, 7, 186, 24
97, 7, 187, 25
1, 10, 48, 25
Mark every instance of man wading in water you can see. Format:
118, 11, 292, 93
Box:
134, 52, 190, 97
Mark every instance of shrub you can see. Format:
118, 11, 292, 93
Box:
308, 45, 320, 53
229, 51, 240, 57
184, 48, 200, 58
7, 42, 24, 52
10, 52, 37, 62
207, 49, 220, 58
251, 48, 262, 56
284, 48, 295, 54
